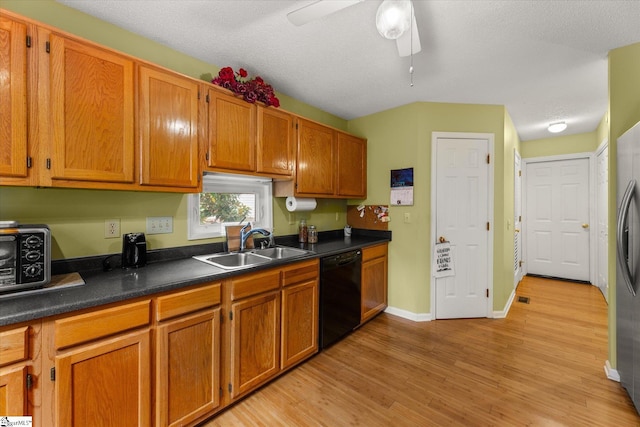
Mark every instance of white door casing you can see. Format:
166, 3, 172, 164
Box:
431, 132, 494, 319
514, 150, 523, 287
524, 157, 591, 281
596, 141, 608, 301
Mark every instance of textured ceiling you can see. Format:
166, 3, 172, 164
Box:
57, 0, 640, 141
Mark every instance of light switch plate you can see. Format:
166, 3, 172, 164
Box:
146, 216, 173, 234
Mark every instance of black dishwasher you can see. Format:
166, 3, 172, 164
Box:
319, 250, 362, 349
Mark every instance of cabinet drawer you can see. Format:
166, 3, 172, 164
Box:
156, 282, 221, 321
54, 300, 151, 350
362, 243, 388, 262
0, 326, 28, 367
282, 260, 318, 287
230, 269, 281, 301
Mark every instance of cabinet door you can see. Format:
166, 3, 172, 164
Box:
156, 308, 220, 427
49, 34, 135, 183
0, 366, 27, 416
295, 118, 335, 196
337, 132, 367, 198
281, 280, 318, 369
56, 329, 151, 426
362, 245, 388, 323
0, 17, 28, 179
257, 106, 293, 176
139, 66, 199, 189
229, 291, 280, 399
207, 90, 256, 172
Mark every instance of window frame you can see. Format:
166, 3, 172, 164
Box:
188, 173, 273, 240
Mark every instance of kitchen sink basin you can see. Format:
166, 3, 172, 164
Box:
251, 246, 310, 259
193, 252, 271, 270
193, 246, 312, 270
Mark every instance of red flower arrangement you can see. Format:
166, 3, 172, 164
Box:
212, 67, 280, 108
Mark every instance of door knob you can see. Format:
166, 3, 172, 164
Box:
439, 236, 447, 243
582, 223, 589, 229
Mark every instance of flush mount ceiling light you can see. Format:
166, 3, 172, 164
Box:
548, 121, 568, 133
376, 0, 412, 40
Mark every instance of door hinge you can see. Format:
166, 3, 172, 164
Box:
26, 373, 33, 389
45, 41, 50, 53
50, 367, 55, 381
486, 289, 489, 298
519, 260, 524, 267
486, 222, 490, 231
518, 169, 522, 177
487, 154, 490, 164
519, 215, 522, 222
27, 157, 32, 169
229, 311, 233, 321
26, 35, 32, 48
46, 158, 51, 169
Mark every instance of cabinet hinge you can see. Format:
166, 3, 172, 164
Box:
46, 158, 51, 169
295, 123, 299, 130
206, 94, 210, 103
27, 157, 32, 169
205, 152, 209, 161
45, 41, 50, 53
219, 387, 223, 398
486, 289, 489, 298
229, 311, 233, 321
26, 373, 33, 389
197, 91, 200, 100
228, 383, 232, 393
486, 222, 490, 231
26, 35, 32, 48
486, 154, 490, 164
220, 311, 224, 324
50, 367, 55, 381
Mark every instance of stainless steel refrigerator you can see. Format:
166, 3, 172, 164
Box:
616, 120, 640, 414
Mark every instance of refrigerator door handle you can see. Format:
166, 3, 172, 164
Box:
617, 179, 637, 297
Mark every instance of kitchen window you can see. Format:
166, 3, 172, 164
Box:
188, 174, 273, 240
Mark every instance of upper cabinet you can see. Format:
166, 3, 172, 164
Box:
49, 33, 135, 184
138, 65, 200, 189
275, 118, 367, 199
256, 106, 294, 177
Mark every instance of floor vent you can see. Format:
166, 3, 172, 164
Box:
517, 296, 530, 304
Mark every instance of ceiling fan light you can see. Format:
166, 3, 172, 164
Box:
548, 121, 567, 133
376, 0, 412, 40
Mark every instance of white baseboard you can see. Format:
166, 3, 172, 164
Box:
604, 360, 620, 382
384, 306, 432, 322
492, 289, 516, 319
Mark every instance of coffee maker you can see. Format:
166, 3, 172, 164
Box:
122, 233, 147, 268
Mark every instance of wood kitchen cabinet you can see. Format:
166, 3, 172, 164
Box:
361, 243, 388, 323
206, 89, 256, 173
155, 283, 222, 427
139, 65, 200, 189
0, 323, 39, 418
256, 106, 294, 177
336, 131, 367, 198
49, 32, 136, 185
51, 300, 151, 427
281, 260, 318, 370
227, 269, 281, 399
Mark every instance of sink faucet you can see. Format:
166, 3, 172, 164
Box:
240, 223, 271, 252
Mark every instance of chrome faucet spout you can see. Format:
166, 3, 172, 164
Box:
240, 226, 271, 252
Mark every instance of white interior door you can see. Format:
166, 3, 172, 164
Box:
514, 151, 523, 287
596, 144, 608, 301
525, 158, 590, 281
435, 136, 490, 319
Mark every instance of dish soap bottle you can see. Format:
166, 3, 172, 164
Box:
298, 219, 308, 243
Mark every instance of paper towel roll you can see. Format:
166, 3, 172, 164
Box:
285, 197, 317, 212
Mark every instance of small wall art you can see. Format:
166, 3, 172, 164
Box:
390, 167, 414, 206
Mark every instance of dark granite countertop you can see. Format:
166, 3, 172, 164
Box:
0, 229, 390, 327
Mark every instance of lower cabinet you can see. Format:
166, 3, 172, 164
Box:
361, 243, 389, 323
0, 324, 33, 417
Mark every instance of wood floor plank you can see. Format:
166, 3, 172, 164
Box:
202, 276, 640, 426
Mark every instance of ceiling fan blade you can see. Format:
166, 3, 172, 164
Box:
396, 8, 421, 57
287, 0, 364, 26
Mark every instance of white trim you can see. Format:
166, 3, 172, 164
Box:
604, 360, 620, 382
595, 139, 609, 300
430, 132, 495, 319
384, 306, 432, 322
522, 152, 595, 284
493, 289, 516, 319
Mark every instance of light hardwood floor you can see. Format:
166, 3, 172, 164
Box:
202, 276, 640, 426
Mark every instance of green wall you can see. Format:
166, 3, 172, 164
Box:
348, 102, 516, 316
520, 131, 599, 158
608, 42, 640, 369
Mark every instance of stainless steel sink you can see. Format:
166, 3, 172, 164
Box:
193, 252, 271, 269
193, 246, 312, 270
251, 246, 309, 259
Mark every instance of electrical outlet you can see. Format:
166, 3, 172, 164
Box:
146, 216, 173, 234
104, 219, 120, 238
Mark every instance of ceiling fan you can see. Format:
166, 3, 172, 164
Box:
287, 0, 421, 57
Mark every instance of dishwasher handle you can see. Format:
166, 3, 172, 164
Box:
322, 250, 361, 269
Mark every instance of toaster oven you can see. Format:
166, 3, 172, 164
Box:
0, 221, 51, 293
